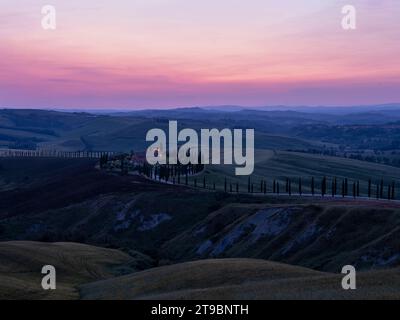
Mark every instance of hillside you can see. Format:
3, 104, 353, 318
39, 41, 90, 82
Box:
163, 202, 400, 271
2, 242, 400, 300
193, 150, 400, 195
2, 158, 400, 273
0, 241, 153, 300
80, 258, 400, 300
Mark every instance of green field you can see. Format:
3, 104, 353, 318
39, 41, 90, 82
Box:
190, 150, 400, 196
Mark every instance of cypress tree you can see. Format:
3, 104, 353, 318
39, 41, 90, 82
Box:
165, 165, 169, 181
380, 179, 384, 198
299, 177, 302, 196
311, 177, 315, 196
334, 177, 337, 196
368, 179, 371, 198
321, 176, 326, 197
277, 182, 280, 195
391, 181, 395, 200
342, 180, 345, 198
263, 180, 266, 194
273, 180, 276, 193
353, 182, 356, 198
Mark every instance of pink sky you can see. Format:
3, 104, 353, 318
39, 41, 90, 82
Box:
1, 0, 399, 109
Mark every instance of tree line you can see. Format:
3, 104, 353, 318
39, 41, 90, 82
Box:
100, 155, 396, 200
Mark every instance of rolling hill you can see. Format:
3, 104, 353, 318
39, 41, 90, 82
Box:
0, 241, 153, 300
80, 258, 400, 300
192, 150, 400, 195
2, 243, 399, 300
2, 158, 400, 273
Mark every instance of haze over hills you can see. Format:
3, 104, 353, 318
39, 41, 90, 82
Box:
3, 106, 400, 154
4, 103, 400, 114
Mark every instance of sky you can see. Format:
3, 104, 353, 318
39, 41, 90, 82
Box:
0, 0, 399, 109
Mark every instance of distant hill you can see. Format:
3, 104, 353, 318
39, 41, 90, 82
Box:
3, 107, 400, 152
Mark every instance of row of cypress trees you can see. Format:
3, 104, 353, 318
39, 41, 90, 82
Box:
130, 159, 396, 200
176, 175, 396, 200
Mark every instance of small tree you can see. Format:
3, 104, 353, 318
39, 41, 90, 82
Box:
321, 176, 326, 197
311, 177, 315, 196
342, 180, 345, 198
376, 183, 380, 199
368, 179, 372, 198
334, 177, 337, 197
299, 178, 302, 196
391, 181, 395, 200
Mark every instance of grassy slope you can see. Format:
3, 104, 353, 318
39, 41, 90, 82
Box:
0, 241, 152, 300
192, 150, 400, 195
0, 158, 95, 191
80, 258, 400, 300
162, 202, 400, 271
2, 242, 400, 300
